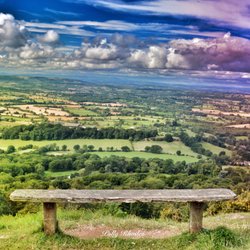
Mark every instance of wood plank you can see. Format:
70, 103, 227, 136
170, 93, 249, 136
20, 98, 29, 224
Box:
10, 189, 236, 203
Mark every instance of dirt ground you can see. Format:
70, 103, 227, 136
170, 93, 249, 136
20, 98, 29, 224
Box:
192, 108, 250, 117
63, 213, 250, 239
64, 225, 182, 239
226, 124, 250, 128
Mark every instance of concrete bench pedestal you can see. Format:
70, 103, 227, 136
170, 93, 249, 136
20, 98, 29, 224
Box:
10, 189, 236, 236
189, 202, 205, 233
43, 203, 57, 235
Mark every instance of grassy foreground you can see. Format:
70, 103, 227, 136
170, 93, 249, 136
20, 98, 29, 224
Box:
0, 209, 249, 250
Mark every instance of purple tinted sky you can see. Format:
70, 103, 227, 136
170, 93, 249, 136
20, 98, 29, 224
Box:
0, 0, 249, 88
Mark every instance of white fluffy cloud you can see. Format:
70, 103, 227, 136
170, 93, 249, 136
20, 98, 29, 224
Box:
38, 30, 59, 44
0, 13, 59, 68
19, 43, 55, 59
60, 39, 128, 69
0, 13, 27, 48
129, 46, 167, 68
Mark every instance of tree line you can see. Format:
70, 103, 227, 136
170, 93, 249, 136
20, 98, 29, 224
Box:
179, 132, 213, 157
1, 123, 158, 141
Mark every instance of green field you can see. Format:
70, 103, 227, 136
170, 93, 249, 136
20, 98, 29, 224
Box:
81, 115, 165, 129
65, 107, 98, 116
202, 142, 231, 156
0, 139, 132, 151
133, 141, 198, 157
91, 151, 198, 163
45, 170, 78, 177
0, 120, 31, 129
185, 129, 196, 137
0, 139, 200, 162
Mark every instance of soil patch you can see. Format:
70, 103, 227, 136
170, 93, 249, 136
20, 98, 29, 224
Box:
64, 225, 181, 239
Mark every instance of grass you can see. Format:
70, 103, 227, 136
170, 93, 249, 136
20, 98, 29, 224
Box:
202, 142, 231, 156
0, 210, 249, 250
0, 137, 199, 162
235, 136, 248, 141
45, 170, 78, 177
0, 139, 132, 151
65, 107, 98, 116
80, 115, 165, 129
133, 141, 198, 157
91, 151, 198, 163
185, 129, 196, 137
0, 120, 31, 129
0, 139, 198, 163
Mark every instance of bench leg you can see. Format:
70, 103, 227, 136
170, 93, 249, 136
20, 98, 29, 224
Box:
43, 202, 57, 235
189, 202, 204, 233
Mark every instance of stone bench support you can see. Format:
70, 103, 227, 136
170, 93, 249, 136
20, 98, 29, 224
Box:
10, 188, 236, 236
189, 202, 205, 233
43, 203, 57, 235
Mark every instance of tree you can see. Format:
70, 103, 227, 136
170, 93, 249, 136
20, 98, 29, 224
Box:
145, 145, 163, 154
73, 144, 80, 151
151, 145, 163, 154
172, 120, 178, 127
6, 145, 16, 154
164, 134, 174, 142
61, 145, 67, 151
87, 145, 95, 152
52, 180, 70, 189
34, 164, 45, 177
0, 191, 12, 215
121, 146, 131, 152
176, 150, 181, 156
82, 145, 88, 152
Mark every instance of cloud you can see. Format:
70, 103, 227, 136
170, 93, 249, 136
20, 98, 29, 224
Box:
44, 8, 80, 16
57, 20, 138, 31
0, 13, 27, 48
165, 33, 250, 72
24, 21, 94, 36
124, 33, 250, 73
56, 19, 228, 42
0, 14, 60, 68
19, 43, 55, 60
128, 45, 167, 68
37, 30, 60, 44
57, 32, 250, 73
59, 37, 129, 69
82, 0, 250, 30
241, 73, 250, 79
0, 12, 250, 74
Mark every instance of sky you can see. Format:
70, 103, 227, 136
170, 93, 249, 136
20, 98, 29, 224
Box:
0, 0, 250, 86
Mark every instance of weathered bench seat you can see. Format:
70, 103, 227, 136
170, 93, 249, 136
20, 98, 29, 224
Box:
10, 188, 236, 235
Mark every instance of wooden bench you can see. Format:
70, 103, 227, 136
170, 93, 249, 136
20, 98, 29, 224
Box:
10, 188, 236, 235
